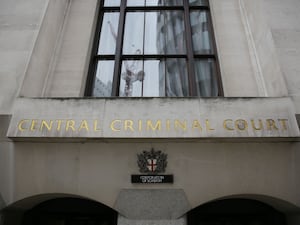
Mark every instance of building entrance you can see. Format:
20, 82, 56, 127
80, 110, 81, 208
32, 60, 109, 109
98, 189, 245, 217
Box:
187, 198, 286, 225
21, 197, 117, 225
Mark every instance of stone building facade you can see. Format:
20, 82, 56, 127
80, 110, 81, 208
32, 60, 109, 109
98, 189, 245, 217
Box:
1, 0, 300, 225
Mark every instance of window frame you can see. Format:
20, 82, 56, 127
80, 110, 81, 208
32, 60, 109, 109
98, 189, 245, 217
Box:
85, 0, 223, 97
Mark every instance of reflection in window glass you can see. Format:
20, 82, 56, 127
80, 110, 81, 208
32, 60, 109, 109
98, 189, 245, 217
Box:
92, 61, 114, 97
127, 0, 183, 6
194, 59, 218, 97
124, 11, 186, 55
120, 60, 144, 97
189, 0, 208, 6
123, 13, 144, 54
143, 60, 160, 97
87, 0, 221, 97
120, 60, 161, 97
120, 58, 190, 97
165, 59, 189, 97
146, 0, 160, 6
157, 11, 186, 54
159, 0, 183, 6
127, 0, 145, 6
144, 12, 159, 54
190, 11, 213, 54
104, 0, 121, 6
98, 13, 120, 54
120, 59, 188, 97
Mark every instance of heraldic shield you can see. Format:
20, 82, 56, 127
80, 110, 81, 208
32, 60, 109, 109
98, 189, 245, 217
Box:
137, 148, 167, 174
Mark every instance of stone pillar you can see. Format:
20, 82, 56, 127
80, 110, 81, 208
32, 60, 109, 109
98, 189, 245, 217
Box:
117, 215, 187, 225
114, 189, 191, 220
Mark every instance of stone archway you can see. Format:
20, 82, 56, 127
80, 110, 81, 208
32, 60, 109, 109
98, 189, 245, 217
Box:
0, 195, 117, 225
187, 198, 286, 225
21, 197, 117, 225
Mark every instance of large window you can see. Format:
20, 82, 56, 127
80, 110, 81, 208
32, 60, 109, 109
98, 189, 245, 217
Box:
85, 0, 222, 97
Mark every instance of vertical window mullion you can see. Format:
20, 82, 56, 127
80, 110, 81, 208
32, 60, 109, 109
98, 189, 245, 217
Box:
183, 0, 197, 96
142, 6, 146, 96
111, 0, 127, 96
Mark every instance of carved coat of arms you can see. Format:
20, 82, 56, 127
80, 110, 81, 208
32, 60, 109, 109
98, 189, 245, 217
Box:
137, 148, 167, 174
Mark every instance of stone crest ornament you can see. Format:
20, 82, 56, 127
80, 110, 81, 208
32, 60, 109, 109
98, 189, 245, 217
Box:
137, 148, 167, 174
132, 148, 173, 184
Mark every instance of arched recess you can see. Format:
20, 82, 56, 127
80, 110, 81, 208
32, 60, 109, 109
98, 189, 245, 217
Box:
0, 194, 117, 225
187, 198, 287, 225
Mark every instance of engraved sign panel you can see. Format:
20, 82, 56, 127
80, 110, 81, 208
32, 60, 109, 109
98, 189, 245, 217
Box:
7, 98, 300, 139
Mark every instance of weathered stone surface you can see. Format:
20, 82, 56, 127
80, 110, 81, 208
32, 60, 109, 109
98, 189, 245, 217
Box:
117, 215, 187, 225
114, 189, 190, 219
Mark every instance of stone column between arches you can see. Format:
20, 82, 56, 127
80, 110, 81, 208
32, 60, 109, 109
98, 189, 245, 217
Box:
114, 189, 190, 225
118, 215, 187, 225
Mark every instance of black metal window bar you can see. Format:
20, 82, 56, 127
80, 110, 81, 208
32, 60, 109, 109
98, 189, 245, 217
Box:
85, 0, 223, 97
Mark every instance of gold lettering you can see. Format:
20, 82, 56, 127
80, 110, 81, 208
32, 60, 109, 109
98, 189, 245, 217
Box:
16, 117, 289, 135
278, 119, 288, 130
174, 120, 187, 131
18, 119, 29, 131
251, 119, 263, 130
266, 119, 278, 130
56, 120, 64, 131
166, 120, 171, 131
147, 120, 162, 131
111, 120, 121, 132
40, 120, 53, 131
78, 120, 89, 131
124, 120, 134, 131
66, 120, 76, 131
192, 120, 202, 131
206, 119, 215, 131
223, 119, 234, 131
30, 120, 38, 131
235, 119, 248, 131
93, 120, 101, 132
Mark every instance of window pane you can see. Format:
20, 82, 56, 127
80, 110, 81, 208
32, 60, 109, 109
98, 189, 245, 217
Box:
104, 0, 120, 6
159, 0, 183, 6
165, 59, 189, 97
127, 0, 145, 6
157, 11, 186, 54
190, 11, 213, 54
124, 11, 186, 55
120, 59, 189, 97
92, 60, 114, 97
92, 61, 114, 97
144, 12, 159, 54
127, 0, 183, 6
189, 0, 208, 6
98, 13, 120, 54
123, 12, 144, 54
194, 59, 218, 97
143, 60, 161, 97
120, 60, 144, 97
